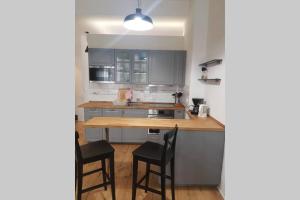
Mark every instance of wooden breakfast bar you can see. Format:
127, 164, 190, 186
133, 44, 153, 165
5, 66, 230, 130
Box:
83, 114, 225, 186
84, 116, 224, 141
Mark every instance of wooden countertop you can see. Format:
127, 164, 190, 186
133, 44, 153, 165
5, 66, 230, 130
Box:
84, 115, 225, 132
78, 101, 185, 110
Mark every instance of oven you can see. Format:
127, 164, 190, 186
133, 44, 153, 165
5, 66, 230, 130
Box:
147, 109, 174, 136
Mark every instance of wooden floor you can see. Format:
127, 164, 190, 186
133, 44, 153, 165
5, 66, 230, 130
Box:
76, 121, 224, 200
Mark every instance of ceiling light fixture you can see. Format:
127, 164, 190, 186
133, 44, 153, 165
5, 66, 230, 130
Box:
123, 0, 153, 31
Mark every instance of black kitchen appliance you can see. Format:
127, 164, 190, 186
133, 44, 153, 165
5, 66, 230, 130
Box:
147, 109, 175, 140
191, 98, 204, 115
89, 66, 115, 82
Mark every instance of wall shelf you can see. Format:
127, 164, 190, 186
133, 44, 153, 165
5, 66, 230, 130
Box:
198, 78, 221, 83
198, 59, 222, 84
199, 59, 222, 67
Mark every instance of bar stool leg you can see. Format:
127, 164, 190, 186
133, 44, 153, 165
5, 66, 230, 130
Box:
101, 159, 107, 190
75, 160, 77, 189
109, 153, 116, 200
171, 158, 175, 200
132, 157, 138, 200
145, 163, 150, 192
77, 163, 83, 200
160, 165, 166, 200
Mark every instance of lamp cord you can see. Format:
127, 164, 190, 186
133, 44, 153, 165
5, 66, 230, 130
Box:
137, 0, 141, 8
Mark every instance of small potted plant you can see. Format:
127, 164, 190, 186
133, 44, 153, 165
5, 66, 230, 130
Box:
201, 67, 208, 79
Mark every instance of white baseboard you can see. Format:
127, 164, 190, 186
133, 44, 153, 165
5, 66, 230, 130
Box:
218, 186, 225, 199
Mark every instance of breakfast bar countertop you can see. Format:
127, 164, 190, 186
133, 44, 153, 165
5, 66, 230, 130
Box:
84, 115, 225, 132
78, 101, 185, 110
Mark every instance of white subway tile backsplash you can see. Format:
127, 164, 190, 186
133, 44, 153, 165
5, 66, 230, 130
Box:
86, 83, 183, 103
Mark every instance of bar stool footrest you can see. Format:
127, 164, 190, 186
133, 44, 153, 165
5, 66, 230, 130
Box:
136, 184, 161, 195
82, 182, 111, 193
149, 170, 171, 179
83, 168, 102, 176
137, 175, 147, 185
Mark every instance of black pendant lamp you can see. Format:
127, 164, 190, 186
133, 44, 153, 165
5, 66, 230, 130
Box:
123, 0, 153, 31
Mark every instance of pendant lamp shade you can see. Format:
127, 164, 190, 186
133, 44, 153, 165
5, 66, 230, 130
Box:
124, 8, 153, 31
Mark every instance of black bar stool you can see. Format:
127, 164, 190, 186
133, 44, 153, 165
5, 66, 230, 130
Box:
75, 131, 116, 200
131, 125, 178, 200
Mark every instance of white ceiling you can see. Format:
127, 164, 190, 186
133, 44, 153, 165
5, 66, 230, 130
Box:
76, 0, 190, 36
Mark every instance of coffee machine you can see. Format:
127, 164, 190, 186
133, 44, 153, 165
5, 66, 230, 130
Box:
190, 98, 204, 115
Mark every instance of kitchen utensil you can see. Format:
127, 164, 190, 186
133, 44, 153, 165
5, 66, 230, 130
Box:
172, 92, 183, 104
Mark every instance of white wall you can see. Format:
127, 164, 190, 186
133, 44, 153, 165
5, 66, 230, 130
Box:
87, 34, 184, 50
205, 0, 225, 197
184, 0, 225, 121
75, 36, 89, 121
183, 0, 225, 197
205, 0, 225, 124
182, 0, 210, 107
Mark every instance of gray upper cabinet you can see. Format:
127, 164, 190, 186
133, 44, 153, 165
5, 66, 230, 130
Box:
114, 49, 149, 84
149, 50, 175, 85
174, 51, 186, 86
115, 50, 132, 83
87, 48, 186, 86
131, 51, 149, 84
102, 109, 122, 143
88, 48, 115, 66
84, 109, 103, 142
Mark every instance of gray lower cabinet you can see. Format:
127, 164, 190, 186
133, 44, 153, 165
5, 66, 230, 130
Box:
174, 110, 185, 119
149, 50, 175, 85
122, 109, 148, 143
84, 109, 103, 142
102, 109, 122, 143
172, 131, 225, 185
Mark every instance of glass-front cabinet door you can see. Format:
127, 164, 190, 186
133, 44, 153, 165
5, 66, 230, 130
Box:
132, 51, 148, 84
115, 50, 131, 83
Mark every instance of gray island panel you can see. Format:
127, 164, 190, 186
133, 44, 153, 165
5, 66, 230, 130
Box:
172, 130, 225, 186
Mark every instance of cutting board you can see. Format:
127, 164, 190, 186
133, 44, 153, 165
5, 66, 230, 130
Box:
117, 88, 132, 102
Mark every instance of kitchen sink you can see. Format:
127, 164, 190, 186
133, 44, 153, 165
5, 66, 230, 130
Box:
128, 102, 176, 108
127, 102, 144, 106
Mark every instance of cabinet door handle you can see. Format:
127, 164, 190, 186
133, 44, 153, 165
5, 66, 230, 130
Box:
104, 110, 121, 113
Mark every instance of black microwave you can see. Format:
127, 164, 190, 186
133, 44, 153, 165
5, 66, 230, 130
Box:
89, 66, 115, 82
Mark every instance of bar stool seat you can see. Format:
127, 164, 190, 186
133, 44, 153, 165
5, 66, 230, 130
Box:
80, 140, 114, 163
133, 141, 164, 164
